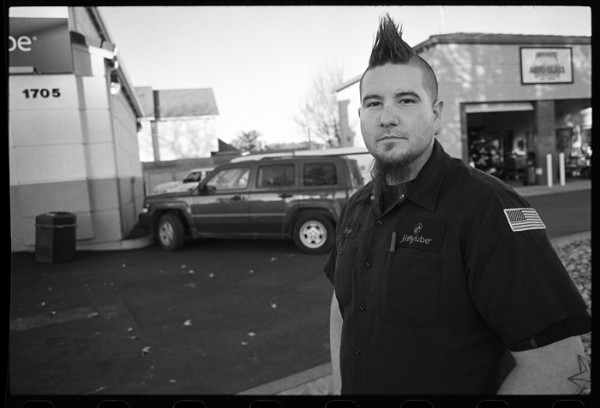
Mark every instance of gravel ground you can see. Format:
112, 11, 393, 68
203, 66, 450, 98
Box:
554, 237, 591, 394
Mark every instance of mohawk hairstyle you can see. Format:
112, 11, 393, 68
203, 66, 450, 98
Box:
361, 13, 439, 103
368, 13, 415, 68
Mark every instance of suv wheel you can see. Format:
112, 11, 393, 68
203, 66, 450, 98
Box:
293, 213, 334, 254
157, 213, 185, 251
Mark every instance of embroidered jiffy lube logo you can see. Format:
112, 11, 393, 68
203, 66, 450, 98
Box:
339, 222, 360, 238
395, 219, 445, 251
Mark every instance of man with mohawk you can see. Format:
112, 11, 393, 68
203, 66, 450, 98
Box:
324, 14, 590, 394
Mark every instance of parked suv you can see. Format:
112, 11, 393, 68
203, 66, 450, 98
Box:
139, 155, 364, 253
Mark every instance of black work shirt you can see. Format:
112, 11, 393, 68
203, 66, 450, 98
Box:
324, 139, 590, 395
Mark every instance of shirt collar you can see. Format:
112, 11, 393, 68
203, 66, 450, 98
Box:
356, 139, 450, 212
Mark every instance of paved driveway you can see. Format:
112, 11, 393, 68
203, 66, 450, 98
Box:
10, 238, 332, 395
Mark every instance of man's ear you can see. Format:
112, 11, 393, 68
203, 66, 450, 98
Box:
433, 100, 443, 134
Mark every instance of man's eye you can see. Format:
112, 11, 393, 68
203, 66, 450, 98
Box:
399, 98, 416, 104
365, 101, 380, 107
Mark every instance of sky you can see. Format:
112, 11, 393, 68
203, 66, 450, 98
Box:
93, 6, 590, 147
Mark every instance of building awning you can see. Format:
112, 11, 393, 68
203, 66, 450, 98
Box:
465, 102, 534, 114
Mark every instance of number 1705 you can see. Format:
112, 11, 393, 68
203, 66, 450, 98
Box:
22, 88, 61, 98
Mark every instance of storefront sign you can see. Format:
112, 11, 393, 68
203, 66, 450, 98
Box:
9, 75, 79, 111
9, 17, 73, 74
520, 47, 573, 84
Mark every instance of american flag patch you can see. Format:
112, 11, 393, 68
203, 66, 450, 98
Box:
503, 208, 546, 232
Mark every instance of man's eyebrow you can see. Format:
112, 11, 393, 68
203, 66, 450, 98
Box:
361, 93, 381, 103
361, 91, 421, 104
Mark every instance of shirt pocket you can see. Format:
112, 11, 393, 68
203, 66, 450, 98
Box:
379, 253, 442, 327
334, 245, 357, 307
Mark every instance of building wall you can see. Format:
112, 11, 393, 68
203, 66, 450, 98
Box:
10, 7, 144, 252
9, 74, 95, 250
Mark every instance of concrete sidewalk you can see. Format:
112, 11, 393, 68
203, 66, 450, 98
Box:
240, 229, 592, 395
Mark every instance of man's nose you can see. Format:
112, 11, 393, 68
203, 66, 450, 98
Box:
379, 104, 399, 127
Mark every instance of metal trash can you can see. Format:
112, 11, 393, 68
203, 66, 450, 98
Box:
35, 212, 77, 263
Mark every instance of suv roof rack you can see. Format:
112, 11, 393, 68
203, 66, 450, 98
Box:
230, 147, 369, 163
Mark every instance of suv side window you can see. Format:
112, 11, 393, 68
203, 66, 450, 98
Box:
207, 167, 250, 190
303, 162, 337, 186
257, 164, 295, 188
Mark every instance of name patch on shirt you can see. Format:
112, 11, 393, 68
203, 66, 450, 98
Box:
395, 219, 445, 252
339, 222, 360, 238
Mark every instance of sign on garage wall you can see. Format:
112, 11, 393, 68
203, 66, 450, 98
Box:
520, 47, 573, 84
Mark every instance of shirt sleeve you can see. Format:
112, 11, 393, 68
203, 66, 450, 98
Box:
507, 312, 590, 351
463, 189, 590, 346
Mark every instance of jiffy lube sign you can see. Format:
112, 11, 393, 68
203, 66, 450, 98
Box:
9, 18, 73, 74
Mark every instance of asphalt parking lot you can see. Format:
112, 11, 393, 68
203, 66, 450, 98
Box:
9, 238, 333, 395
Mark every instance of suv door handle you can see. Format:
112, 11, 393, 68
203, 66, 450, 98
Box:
279, 193, 293, 199
231, 195, 245, 201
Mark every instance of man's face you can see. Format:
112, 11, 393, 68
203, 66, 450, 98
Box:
359, 63, 443, 165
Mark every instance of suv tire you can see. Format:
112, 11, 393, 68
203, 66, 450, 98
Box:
157, 213, 185, 251
293, 213, 334, 254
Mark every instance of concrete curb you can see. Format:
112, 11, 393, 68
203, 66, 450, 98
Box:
238, 363, 332, 396
76, 235, 155, 251
550, 231, 591, 248
239, 230, 591, 396
513, 179, 590, 197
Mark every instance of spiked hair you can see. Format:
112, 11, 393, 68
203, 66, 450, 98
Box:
360, 13, 438, 103
368, 14, 414, 67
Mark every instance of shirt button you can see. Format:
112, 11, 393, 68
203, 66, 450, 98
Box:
399, 194, 406, 200
366, 260, 372, 267
376, 220, 383, 226
354, 348, 361, 355
338, 249, 343, 255
359, 304, 366, 311
370, 194, 375, 201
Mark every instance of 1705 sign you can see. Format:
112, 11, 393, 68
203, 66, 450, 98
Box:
22, 88, 61, 98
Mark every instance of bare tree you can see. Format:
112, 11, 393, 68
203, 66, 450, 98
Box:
231, 130, 265, 153
295, 65, 345, 148
154, 119, 217, 160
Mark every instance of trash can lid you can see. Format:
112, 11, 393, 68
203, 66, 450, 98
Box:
36, 212, 77, 226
